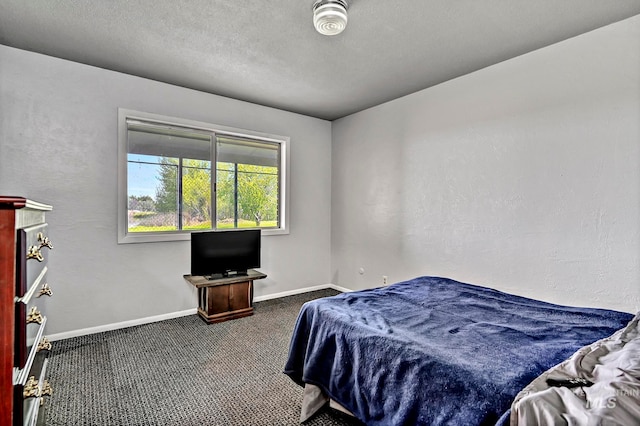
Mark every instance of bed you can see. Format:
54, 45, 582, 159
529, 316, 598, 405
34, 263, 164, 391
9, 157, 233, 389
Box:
283, 276, 635, 425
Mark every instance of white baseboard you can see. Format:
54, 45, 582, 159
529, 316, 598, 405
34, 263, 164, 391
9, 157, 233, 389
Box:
253, 283, 352, 302
47, 308, 197, 342
48, 283, 352, 342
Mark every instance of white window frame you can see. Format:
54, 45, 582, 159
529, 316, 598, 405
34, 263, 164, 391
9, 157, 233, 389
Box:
117, 109, 290, 244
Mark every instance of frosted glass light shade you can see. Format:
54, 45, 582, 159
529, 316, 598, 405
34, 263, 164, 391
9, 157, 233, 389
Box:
313, 0, 348, 36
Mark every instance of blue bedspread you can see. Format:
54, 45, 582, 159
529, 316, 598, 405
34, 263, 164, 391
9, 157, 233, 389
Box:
284, 276, 633, 425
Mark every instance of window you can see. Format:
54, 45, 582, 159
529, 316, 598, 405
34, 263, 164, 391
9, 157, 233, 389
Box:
118, 109, 289, 243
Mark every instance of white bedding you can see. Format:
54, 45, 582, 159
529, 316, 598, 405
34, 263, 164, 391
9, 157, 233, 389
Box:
300, 383, 355, 422
511, 312, 640, 425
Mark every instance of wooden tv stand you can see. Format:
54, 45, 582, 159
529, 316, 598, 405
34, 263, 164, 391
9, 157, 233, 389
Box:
183, 270, 266, 324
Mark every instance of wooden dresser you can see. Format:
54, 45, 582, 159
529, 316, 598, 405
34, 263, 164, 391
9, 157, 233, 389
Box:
1, 197, 54, 426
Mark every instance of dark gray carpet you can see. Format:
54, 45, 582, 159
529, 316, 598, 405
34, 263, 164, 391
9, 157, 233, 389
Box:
45, 289, 363, 426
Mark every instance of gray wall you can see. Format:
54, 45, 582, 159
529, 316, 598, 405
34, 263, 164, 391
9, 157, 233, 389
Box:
331, 15, 640, 313
0, 46, 332, 335
2, 15, 638, 337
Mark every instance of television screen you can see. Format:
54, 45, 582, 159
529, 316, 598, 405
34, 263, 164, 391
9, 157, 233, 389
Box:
191, 229, 261, 278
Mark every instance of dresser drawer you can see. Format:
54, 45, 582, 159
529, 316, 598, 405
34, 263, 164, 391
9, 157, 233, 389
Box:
15, 267, 51, 369
16, 224, 52, 299
14, 305, 48, 370
15, 207, 47, 230
15, 355, 51, 426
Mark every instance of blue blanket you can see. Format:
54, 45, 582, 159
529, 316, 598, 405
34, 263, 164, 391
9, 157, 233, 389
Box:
284, 277, 633, 425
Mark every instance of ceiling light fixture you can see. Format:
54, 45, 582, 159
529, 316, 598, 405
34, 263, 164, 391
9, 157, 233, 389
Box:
313, 0, 349, 36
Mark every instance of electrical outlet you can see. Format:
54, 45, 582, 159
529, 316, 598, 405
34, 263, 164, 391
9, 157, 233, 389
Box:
383, 276, 388, 286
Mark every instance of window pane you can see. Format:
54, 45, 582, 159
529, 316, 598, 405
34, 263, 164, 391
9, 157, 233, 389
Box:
216, 162, 236, 229
128, 124, 211, 160
126, 121, 213, 234
237, 164, 279, 228
215, 137, 280, 230
127, 154, 178, 232
182, 159, 212, 230
216, 136, 279, 167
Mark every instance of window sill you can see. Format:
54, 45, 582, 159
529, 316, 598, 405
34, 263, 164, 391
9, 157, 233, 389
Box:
118, 227, 289, 244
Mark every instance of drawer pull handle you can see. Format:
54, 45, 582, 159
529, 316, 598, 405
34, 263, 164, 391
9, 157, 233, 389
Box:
37, 337, 52, 352
26, 307, 43, 325
26, 232, 53, 262
40, 380, 53, 405
37, 282, 53, 297
26, 245, 44, 262
37, 232, 53, 250
23, 376, 40, 399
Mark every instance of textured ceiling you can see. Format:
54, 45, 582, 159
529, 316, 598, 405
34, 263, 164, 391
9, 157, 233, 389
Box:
1, 1, 639, 121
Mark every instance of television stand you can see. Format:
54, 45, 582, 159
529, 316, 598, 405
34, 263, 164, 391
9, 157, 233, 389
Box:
183, 269, 267, 324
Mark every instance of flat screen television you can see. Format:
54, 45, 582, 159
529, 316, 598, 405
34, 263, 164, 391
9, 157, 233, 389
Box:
191, 229, 261, 278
